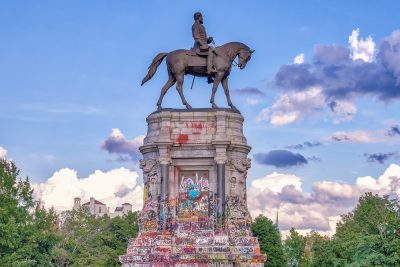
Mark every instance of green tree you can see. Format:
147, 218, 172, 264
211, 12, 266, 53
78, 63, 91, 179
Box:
330, 192, 400, 266
51, 208, 138, 267
107, 211, 139, 265
251, 214, 287, 267
309, 232, 336, 267
284, 228, 307, 267
0, 158, 59, 266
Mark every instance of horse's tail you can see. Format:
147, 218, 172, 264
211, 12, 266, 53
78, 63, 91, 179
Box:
141, 52, 168, 86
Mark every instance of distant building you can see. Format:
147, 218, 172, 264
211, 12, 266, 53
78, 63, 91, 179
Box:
110, 203, 133, 218
73, 197, 132, 218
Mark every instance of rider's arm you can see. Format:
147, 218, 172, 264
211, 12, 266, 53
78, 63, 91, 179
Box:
193, 25, 203, 46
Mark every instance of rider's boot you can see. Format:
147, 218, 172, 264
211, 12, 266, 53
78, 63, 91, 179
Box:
207, 48, 216, 74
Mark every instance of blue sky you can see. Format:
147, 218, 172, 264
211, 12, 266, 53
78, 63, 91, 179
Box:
1, 1, 400, 233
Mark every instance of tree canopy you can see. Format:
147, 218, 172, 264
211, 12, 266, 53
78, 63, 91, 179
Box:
51, 209, 138, 267
252, 214, 287, 267
0, 158, 59, 266
283, 192, 400, 267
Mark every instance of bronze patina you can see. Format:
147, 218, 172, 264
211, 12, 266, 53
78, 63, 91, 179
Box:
192, 12, 215, 75
141, 12, 254, 111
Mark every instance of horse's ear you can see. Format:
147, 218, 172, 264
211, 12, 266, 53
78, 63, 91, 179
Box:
250, 49, 255, 54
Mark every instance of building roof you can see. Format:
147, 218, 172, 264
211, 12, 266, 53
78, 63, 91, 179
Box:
82, 199, 106, 206
115, 207, 124, 212
122, 203, 132, 206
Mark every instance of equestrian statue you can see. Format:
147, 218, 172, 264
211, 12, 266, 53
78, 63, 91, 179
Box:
141, 12, 254, 111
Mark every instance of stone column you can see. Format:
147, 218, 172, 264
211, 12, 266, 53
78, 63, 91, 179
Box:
216, 163, 225, 218
156, 142, 171, 231
213, 140, 229, 228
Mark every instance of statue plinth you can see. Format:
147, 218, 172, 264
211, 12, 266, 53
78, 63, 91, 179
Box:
120, 108, 266, 266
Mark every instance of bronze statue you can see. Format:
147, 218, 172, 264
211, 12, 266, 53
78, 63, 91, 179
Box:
192, 12, 215, 75
141, 13, 254, 111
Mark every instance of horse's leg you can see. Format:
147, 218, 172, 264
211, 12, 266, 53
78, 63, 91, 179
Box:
157, 72, 176, 111
210, 72, 224, 109
221, 77, 237, 110
176, 73, 192, 109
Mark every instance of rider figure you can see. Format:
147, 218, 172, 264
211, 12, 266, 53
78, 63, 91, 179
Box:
192, 12, 216, 74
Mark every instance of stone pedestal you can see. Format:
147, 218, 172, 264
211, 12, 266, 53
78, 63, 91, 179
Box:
120, 109, 266, 266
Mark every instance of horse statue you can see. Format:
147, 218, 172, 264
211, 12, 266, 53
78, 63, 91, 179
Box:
141, 42, 254, 111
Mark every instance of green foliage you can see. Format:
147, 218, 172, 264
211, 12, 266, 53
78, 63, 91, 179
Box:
284, 228, 308, 267
0, 158, 59, 267
330, 192, 400, 267
251, 214, 287, 267
308, 232, 336, 267
285, 192, 400, 267
51, 209, 138, 266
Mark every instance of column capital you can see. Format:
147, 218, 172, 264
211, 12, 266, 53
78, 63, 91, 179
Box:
212, 140, 230, 164
156, 142, 173, 165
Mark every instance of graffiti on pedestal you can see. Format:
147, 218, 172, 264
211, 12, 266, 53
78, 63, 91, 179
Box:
178, 171, 210, 218
138, 158, 159, 232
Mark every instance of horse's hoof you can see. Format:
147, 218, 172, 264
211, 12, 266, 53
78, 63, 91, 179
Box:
157, 105, 162, 111
186, 104, 192, 109
211, 103, 218, 109
230, 104, 238, 111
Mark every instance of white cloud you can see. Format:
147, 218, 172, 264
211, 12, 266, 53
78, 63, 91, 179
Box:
33, 167, 143, 212
256, 89, 360, 126
329, 100, 357, 123
251, 172, 302, 193
356, 164, 400, 196
331, 130, 376, 143
348, 28, 376, 62
313, 181, 355, 199
257, 87, 325, 126
0, 146, 7, 158
293, 53, 305, 64
247, 164, 400, 236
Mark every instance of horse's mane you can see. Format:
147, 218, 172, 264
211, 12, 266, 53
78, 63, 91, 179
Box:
221, 42, 251, 58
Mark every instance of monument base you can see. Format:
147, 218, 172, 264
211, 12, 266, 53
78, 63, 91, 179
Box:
120, 109, 266, 266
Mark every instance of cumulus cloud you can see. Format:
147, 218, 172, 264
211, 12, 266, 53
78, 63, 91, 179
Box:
348, 28, 376, 62
285, 141, 322, 150
257, 87, 325, 126
293, 53, 305, 64
33, 167, 143, 212
0, 146, 7, 158
275, 29, 400, 101
261, 29, 400, 126
331, 130, 376, 143
248, 164, 400, 236
364, 152, 397, 164
254, 150, 308, 168
102, 128, 144, 161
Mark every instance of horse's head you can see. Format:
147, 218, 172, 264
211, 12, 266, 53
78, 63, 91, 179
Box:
238, 48, 255, 69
